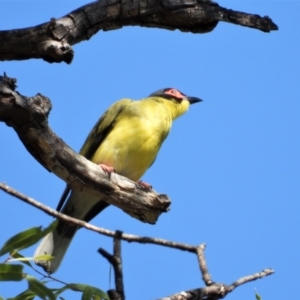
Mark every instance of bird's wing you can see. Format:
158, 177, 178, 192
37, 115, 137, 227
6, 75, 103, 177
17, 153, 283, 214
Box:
79, 98, 133, 159
56, 98, 133, 212
56, 185, 71, 212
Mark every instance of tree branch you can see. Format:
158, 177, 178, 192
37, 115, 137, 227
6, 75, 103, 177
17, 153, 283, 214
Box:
196, 244, 213, 286
0, 182, 196, 252
159, 243, 273, 299
0, 0, 278, 63
160, 268, 274, 300
0, 74, 170, 224
0, 182, 274, 299
98, 231, 125, 300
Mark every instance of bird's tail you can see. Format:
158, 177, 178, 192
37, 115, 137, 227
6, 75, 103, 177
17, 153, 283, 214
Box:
34, 221, 78, 274
34, 190, 109, 274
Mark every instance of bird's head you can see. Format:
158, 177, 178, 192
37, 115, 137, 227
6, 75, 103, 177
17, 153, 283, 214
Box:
149, 88, 202, 120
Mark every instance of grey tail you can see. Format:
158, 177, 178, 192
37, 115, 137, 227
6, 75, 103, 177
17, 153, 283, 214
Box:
34, 189, 109, 273
34, 220, 78, 274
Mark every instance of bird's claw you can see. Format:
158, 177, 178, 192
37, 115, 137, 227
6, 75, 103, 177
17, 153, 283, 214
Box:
137, 180, 152, 191
99, 164, 115, 174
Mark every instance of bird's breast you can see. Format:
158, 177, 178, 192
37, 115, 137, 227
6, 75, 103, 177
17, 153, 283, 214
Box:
90, 112, 171, 181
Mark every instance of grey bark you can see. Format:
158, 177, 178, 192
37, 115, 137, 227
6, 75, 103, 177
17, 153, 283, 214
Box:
0, 74, 170, 224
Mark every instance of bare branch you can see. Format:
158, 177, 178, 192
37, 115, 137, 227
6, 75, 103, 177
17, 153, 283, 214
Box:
0, 74, 170, 224
160, 269, 274, 300
98, 231, 125, 300
160, 284, 227, 300
0, 182, 195, 252
0, 0, 278, 63
0, 182, 274, 299
227, 268, 274, 291
196, 244, 213, 286
160, 245, 274, 299
113, 231, 125, 299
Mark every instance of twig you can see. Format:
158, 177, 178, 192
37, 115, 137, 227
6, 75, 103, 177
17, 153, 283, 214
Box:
113, 231, 125, 298
227, 268, 274, 291
98, 231, 125, 300
196, 244, 212, 286
0, 182, 196, 253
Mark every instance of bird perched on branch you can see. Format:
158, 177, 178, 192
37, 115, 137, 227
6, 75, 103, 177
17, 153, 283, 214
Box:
34, 88, 202, 273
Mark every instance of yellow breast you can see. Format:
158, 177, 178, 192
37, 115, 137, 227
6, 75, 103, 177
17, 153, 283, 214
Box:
90, 100, 172, 181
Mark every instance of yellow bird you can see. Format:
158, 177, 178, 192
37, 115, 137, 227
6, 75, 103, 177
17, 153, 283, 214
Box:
34, 88, 202, 273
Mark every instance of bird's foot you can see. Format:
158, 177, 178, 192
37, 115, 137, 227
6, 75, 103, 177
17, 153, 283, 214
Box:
137, 180, 152, 191
99, 164, 115, 175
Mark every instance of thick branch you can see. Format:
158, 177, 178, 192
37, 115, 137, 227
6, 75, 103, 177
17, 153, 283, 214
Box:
0, 74, 170, 224
0, 0, 278, 63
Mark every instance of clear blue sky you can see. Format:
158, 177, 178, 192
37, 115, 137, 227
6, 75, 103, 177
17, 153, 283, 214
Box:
0, 1, 299, 299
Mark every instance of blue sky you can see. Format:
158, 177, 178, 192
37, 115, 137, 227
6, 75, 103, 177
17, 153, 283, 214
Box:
0, 1, 299, 299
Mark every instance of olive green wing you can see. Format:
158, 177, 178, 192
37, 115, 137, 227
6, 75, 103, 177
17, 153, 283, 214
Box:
56, 98, 133, 212
79, 98, 133, 159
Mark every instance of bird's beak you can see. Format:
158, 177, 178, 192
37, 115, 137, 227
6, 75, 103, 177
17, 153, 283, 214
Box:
186, 96, 203, 105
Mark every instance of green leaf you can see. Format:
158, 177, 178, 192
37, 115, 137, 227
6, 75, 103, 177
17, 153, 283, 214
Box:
0, 221, 58, 256
88, 286, 108, 300
53, 285, 72, 297
8, 288, 36, 300
52, 283, 108, 300
0, 263, 24, 281
10, 252, 33, 267
0, 227, 42, 256
71, 283, 109, 300
255, 291, 262, 300
82, 286, 93, 300
70, 283, 86, 292
26, 275, 55, 300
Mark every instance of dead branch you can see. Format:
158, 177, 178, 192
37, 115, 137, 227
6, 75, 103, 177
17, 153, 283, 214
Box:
0, 0, 278, 64
0, 74, 170, 224
98, 231, 125, 300
160, 266, 274, 300
196, 244, 213, 286
174, 244, 273, 299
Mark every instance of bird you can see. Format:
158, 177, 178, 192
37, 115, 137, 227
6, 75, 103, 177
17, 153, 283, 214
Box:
34, 88, 202, 273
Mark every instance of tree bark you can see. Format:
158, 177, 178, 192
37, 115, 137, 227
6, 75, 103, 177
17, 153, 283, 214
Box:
0, 74, 171, 224
0, 0, 278, 64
